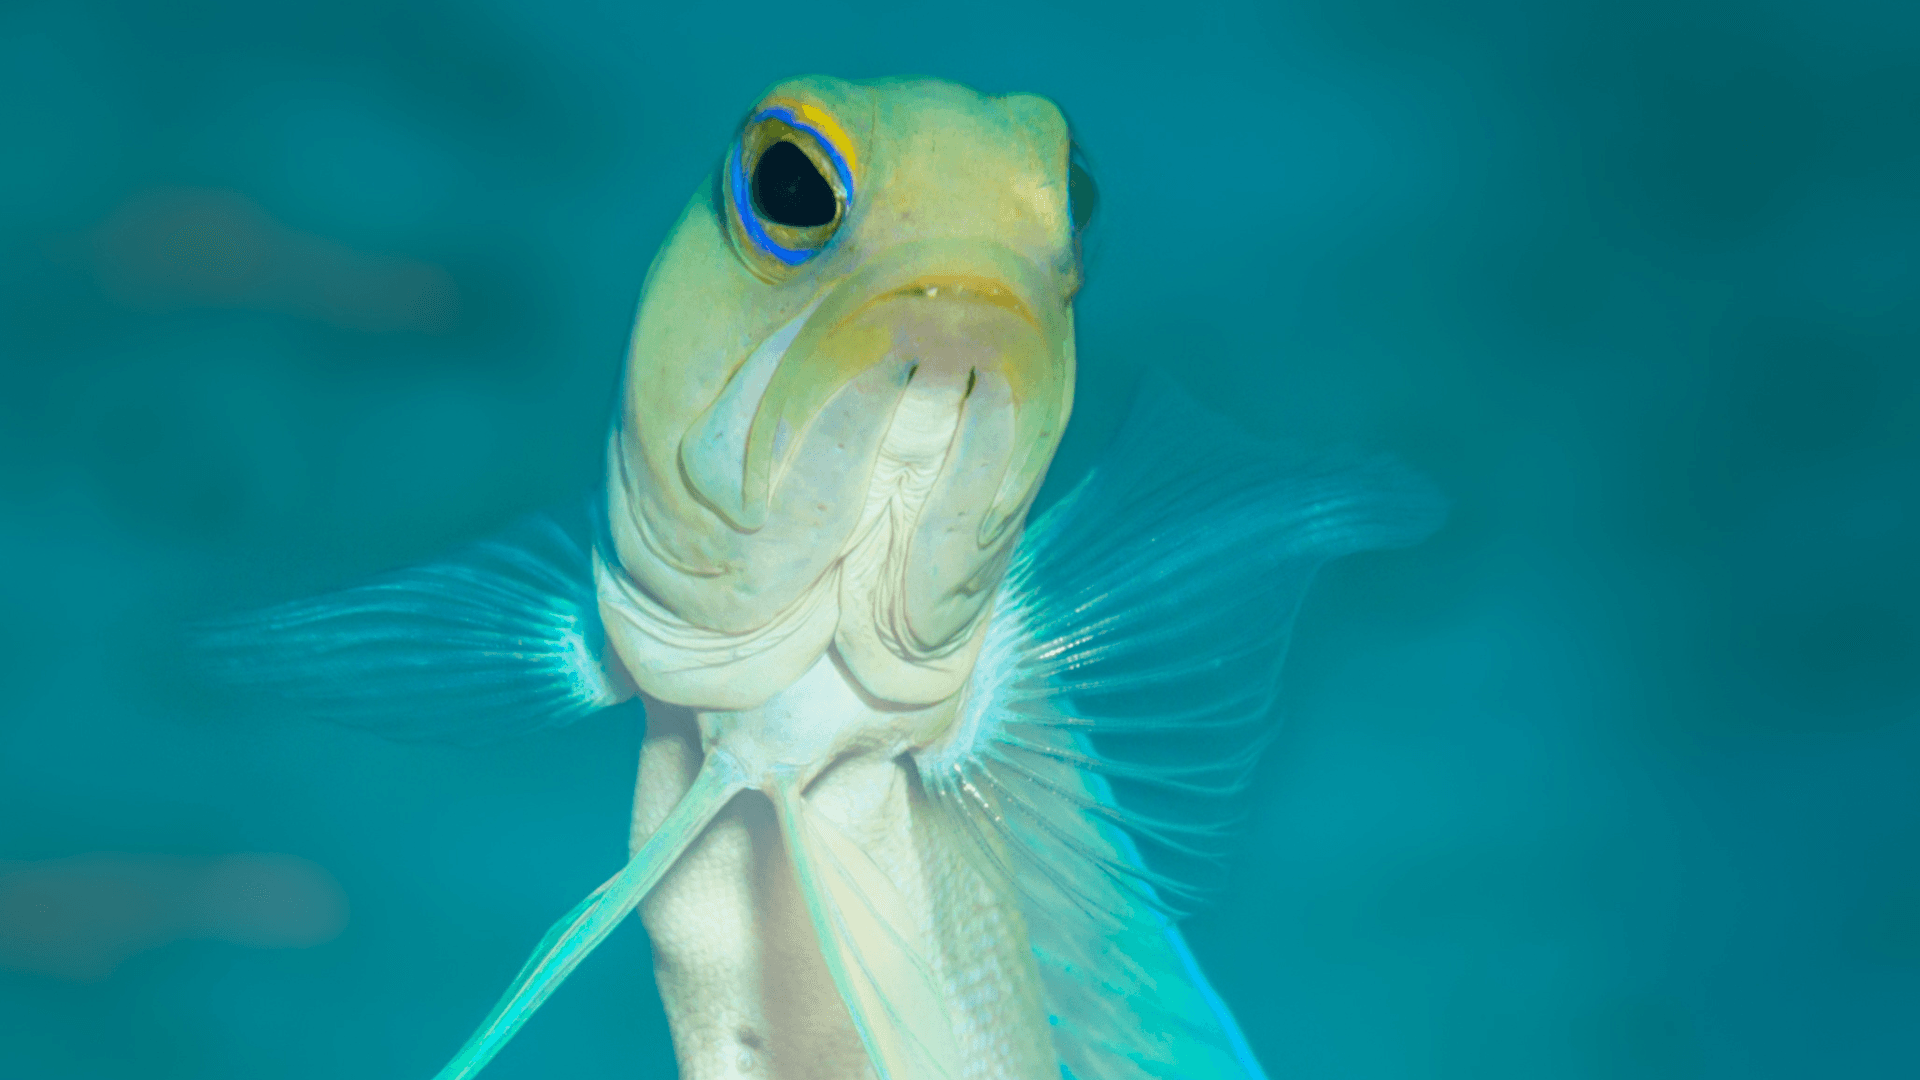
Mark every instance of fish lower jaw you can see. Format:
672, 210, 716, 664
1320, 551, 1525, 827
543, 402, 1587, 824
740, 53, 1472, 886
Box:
691, 380, 975, 780
604, 366, 996, 712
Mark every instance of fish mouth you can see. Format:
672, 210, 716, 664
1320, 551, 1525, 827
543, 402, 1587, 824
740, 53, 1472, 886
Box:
679, 239, 1074, 546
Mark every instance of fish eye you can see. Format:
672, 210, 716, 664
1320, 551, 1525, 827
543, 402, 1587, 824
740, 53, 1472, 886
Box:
725, 102, 857, 276
753, 141, 836, 227
1067, 143, 1098, 234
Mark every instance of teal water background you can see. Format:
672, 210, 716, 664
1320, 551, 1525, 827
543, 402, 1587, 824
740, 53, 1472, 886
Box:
2, 1, 1917, 1076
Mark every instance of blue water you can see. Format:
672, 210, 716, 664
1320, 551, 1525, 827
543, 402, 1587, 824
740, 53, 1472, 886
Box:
2, 1, 1916, 1077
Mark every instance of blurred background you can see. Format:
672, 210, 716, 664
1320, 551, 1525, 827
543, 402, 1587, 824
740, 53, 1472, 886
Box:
1, 0, 1915, 1077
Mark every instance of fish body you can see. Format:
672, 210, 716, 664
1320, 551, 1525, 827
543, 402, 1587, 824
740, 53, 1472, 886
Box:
199, 75, 1446, 1080
600, 77, 1076, 1080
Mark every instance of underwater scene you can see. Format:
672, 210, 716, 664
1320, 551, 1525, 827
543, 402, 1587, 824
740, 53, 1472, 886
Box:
1, 0, 1916, 1078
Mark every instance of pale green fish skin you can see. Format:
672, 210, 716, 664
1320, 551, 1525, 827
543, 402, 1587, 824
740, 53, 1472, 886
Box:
600, 76, 1080, 1080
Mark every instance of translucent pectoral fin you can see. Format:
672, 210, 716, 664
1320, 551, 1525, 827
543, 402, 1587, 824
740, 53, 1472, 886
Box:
916, 374, 1449, 1080
775, 785, 958, 1080
431, 753, 746, 1080
194, 512, 628, 745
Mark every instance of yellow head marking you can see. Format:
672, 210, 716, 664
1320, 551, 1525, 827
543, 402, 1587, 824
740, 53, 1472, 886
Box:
783, 99, 859, 178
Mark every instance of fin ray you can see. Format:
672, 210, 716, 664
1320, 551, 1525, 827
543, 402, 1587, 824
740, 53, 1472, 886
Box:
194, 512, 627, 744
430, 752, 745, 1080
776, 786, 960, 1080
918, 374, 1446, 1080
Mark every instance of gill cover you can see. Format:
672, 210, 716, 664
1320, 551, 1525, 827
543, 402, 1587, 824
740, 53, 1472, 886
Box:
599, 77, 1082, 711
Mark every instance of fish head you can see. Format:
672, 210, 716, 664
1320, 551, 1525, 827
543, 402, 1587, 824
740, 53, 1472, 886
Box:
601, 75, 1088, 721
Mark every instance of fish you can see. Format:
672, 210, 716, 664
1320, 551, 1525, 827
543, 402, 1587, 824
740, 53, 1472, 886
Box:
198, 75, 1446, 1080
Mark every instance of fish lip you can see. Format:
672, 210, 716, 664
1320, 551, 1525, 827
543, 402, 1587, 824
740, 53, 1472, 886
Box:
845, 273, 1043, 333
798, 238, 1065, 343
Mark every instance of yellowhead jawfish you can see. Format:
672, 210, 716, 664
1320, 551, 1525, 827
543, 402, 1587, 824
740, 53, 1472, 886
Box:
203, 75, 1444, 1080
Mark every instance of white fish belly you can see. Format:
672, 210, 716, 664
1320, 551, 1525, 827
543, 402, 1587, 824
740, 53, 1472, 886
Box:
630, 697, 1055, 1080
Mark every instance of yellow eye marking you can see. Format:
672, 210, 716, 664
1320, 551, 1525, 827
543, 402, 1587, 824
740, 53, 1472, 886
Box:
771, 99, 859, 178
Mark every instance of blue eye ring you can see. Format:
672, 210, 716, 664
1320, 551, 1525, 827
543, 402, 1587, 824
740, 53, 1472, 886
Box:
728, 104, 857, 267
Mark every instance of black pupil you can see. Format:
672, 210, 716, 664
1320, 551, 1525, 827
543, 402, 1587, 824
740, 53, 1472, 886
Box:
752, 140, 836, 228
